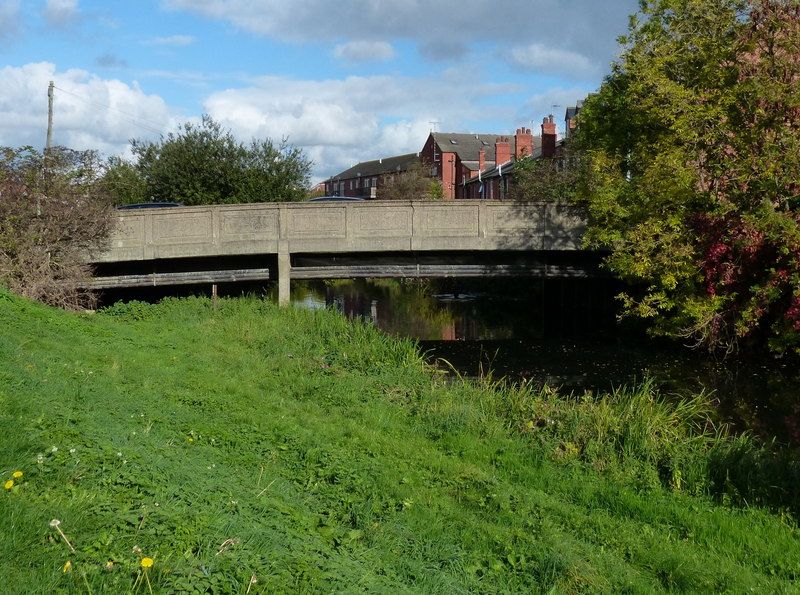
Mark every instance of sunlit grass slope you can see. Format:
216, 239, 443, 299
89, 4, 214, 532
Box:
0, 291, 798, 593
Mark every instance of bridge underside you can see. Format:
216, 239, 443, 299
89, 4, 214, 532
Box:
89, 250, 607, 291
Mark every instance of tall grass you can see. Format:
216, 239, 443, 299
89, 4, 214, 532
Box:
440, 375, 800, 514
0, 291, 798, 592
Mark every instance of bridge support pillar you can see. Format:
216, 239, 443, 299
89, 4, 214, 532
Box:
278, 250, 291, 306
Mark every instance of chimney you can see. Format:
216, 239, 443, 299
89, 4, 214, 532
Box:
495, 137, 511, 165
514, 127, 533, 159
478, 146, 485, 171
541, 115, 557, 158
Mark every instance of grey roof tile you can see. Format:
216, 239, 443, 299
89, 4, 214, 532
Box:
328, 153, 419, 180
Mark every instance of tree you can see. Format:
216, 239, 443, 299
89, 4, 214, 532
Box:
100, 156, 148, 205
379, 161, 442, 200
129, 115, 312, 205
510, 140, 585, 202
0, 146, 114, 310
576, 0, 800, 354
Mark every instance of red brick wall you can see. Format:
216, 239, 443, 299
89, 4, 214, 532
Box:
541, 116, 557, 158
514, 128, 533, 158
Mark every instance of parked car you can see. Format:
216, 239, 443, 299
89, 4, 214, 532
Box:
306, 196, 365, 202
117, 202, 183, 210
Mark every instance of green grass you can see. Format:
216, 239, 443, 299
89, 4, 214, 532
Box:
0, 291, 798, 593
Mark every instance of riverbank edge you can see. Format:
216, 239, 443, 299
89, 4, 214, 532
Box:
0, 291, 798, 592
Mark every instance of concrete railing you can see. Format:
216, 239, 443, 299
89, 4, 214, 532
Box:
94, 200, 586, 264
92, 200, 587, 303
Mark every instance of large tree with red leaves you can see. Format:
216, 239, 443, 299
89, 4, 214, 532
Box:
576, 0, 800, 354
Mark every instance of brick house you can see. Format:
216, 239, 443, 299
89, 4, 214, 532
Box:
462, 115, 560, 200
565, 98, 586, 137
419, 130, 546, 200
324, 153, 420, 198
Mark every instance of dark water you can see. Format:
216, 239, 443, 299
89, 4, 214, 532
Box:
292, 278, 800, 447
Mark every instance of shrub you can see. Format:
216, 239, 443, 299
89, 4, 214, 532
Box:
0, 146, 113, 310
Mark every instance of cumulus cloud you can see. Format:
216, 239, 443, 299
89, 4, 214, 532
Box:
43, 0, 79, 27
145, 34, 196, 46
418, 41, 467, 62
0, 62, 174, 156
507, 44, 597, 77
202, 74, 523, 180
333, 40, 395, 63
163, 0, 638, 75
519, 86, 595, 136
0, 0, 21, 44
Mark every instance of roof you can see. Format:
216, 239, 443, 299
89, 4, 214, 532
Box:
462, 159, 514, 186
566, 97, 589, 122
462, 137, 557, 187
430, 132, 516, 162
328, 153, 419, 180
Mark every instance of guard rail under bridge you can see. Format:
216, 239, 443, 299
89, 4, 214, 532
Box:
89, 200, 599, 304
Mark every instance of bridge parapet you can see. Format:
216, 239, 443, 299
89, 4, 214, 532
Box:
94, 200, 586, 263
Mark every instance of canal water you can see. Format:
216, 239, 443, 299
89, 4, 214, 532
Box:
291, 278, 800, 447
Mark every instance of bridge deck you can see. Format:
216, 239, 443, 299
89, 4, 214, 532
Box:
91, 200, 589, 302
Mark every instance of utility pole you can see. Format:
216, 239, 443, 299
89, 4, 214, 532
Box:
39, 81, 54, 216
46, 80, 54, 153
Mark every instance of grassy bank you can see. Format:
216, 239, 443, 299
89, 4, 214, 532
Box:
1, 291, 798, 592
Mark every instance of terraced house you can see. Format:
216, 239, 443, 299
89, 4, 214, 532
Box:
461, 115, 561, 200
323, 153, 419, 198
325, 103, 580, 201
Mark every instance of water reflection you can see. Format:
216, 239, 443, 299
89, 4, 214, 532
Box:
293, 278, 800, 447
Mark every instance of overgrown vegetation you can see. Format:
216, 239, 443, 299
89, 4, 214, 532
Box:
1, 291, 798, 592
511, 141, 585, 203
380, 161, 443, 200
575, 0, 800, 354
0, 146, 113, 310
103, 115, 312, 205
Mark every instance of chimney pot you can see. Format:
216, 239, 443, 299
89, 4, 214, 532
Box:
514, 126, 533, 159
541, 116, 557, 158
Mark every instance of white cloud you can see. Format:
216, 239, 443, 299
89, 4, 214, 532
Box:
163, 0, 639, 75
146, 34, 196, 47
0, 62, 174, 156
43, 0, 79, 27
507, 44, 597, 77
202, 74, 521, 181
520, 87, 594, 136
333, 40, 395, 63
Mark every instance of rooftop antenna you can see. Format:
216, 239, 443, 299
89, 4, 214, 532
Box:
429, 120, 439, 132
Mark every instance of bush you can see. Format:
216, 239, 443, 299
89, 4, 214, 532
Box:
0, 146, 113, 310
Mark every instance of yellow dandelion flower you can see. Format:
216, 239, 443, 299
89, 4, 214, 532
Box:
63, 560, 72, 573
141, 557, 154, 568
4, 480, 13, 490
12, 470, 23, 479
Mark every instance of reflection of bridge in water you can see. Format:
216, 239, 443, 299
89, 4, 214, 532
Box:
90, 200, 602, 304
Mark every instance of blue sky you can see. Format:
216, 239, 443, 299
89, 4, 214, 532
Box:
0, 0, 638, 182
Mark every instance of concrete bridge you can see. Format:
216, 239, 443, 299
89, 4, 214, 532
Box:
91, 200, 596, 304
